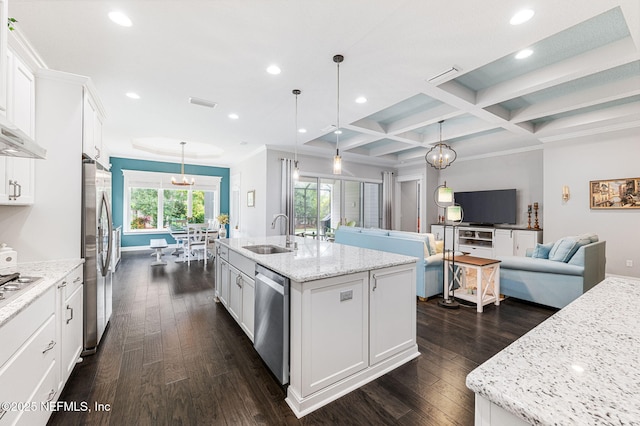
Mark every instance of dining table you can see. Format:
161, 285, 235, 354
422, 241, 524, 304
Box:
167, 225, 218, 263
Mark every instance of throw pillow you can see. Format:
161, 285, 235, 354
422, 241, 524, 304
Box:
434, 240, 444, 254
531, 242, 554, 259
426, 233, 437, 256
549, 237, 581, 262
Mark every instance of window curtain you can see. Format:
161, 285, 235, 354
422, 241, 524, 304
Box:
281, 158, 295, 234
381, 171, 394, 229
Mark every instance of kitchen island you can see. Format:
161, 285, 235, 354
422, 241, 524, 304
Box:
216, 235, 419, 418
466, 276, 640, 425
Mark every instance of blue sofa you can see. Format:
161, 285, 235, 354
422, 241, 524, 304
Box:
335, 227, 443, 298
498, 236, 606, 309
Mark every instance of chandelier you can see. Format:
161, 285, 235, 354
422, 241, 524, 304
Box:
425, 120, 456, 170
171, 141, 195, 186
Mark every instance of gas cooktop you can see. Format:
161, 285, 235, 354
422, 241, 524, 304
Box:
0, 273, 44, 307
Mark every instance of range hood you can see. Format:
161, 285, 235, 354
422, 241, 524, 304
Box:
0, 116, 46, 159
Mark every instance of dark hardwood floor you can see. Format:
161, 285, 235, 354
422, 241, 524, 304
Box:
49, 251, 555, 426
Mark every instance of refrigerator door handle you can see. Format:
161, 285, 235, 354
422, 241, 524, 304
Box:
99, 192, 113, 278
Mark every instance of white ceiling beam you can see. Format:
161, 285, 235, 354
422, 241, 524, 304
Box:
535, 102, 640, 136
349, 118, 387, 134
476, 38, 639, 107
397, 148, 428, 162
339, 132, 383, 150
370, 141, 417, 157
511, 75, 640, 122
385, 104, 460, 134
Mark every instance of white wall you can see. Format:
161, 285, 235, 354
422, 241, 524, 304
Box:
437, 149, 544, 229
0, 74, 83, 261
230, 147, 268, 238
543, 128, 639, 278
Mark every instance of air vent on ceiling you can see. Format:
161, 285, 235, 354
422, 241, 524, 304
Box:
427, 66, 460, 84
188, 97, 218, 109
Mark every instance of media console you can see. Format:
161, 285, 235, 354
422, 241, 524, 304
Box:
430, 225, 542, 258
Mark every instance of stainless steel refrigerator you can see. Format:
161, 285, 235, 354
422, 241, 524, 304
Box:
81, 158, 113, 355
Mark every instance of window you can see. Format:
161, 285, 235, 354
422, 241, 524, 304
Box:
123, 170, 221, 233
294, 175, 381, 238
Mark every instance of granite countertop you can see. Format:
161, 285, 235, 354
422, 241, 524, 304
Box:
466, 276, 640, 425
219, 235, 417, 282
0, 258, 84, 327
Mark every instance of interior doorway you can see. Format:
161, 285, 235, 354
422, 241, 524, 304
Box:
400, 180, 420, 232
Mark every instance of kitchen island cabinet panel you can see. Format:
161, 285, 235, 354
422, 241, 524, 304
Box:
298, 273, 368, 397
369, 265, 416, 366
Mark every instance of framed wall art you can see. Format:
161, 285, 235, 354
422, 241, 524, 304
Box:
247, 190, 255, 207
589, 177, 640, 209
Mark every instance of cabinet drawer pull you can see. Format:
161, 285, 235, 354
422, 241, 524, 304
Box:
372, 274, 378, 291
73, 276, 81, 283
46, 389, 57, 402
42, 340, 56, 354
67, 305, 74, 324
58, 281, 67, 288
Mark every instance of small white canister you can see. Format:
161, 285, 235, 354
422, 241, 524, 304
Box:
0, 243, 17, 267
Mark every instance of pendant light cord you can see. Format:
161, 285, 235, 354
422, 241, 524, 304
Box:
295, 91, 299, 162
336, 59, 340, 155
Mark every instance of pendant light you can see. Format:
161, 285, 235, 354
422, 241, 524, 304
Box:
292, 89, 301, 180
171, 141, 195, 186
333, 54, 344, 175
425, 120, 457, 170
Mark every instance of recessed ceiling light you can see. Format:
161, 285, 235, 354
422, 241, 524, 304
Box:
266, 65, 281, 75
228, 113, 239, 120
515, 49, 533, 59
355, 96, 367, 104
126, 92, 140, 99
510, 9, 534, 25
108, 11, 132, 27
298, 128, 307, 133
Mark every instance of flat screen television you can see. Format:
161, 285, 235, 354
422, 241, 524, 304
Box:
454, 189, 517, 225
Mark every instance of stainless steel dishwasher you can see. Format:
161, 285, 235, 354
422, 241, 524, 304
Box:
254, 264, 290, 385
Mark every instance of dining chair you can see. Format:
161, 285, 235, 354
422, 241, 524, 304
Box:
186, 224, 209, 266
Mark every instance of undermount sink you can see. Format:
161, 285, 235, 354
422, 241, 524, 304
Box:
242, 244, 293, 255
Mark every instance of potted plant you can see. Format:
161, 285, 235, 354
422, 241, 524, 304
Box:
217, 213, 229, 238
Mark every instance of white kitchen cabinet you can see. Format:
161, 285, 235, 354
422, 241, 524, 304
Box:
7, 50, 36, 138
0, 286, 57, 425
83, 88, 107, 168
228, 265, 243, 322
240, 271, 254, 341
0, 156, 35, 204
298, 272, 369, 397
369, 265, 416, 365
0, 0, 7, 114
514, 230, 543, 256
219, 258, 230, 307
57, 265, 84, 389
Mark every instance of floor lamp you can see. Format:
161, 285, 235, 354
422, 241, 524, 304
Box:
434, 183, 459, 309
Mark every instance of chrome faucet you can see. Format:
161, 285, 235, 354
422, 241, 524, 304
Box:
271, 213, 295, 249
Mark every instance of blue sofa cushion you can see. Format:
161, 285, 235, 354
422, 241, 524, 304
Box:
549, 235, 592, 263
499, 256, 584, 276
362, 228, 389, 236
388, 231, 430, 257
531, 242, 554, 259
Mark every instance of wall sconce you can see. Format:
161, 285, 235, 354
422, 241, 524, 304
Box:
562, 185, 570, 202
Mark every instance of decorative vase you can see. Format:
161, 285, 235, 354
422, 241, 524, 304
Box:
219, 226, 227, 239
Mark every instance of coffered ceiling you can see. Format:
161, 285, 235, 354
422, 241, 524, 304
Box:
9, 0, 640, 168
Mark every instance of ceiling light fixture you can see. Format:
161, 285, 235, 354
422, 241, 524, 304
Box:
425, 120, 456, 170
108, 11, 132, 27
298, 128, 307, 133
333, 54, 344, 175
266, 64, 281, 75
515, 49, 533, 59
292, 89, 302, 180
510, 9, 535, 25
171, 141, 195, 186
126, 92, 140, 99
228, 113, 239, 120
355, 96, 367, 104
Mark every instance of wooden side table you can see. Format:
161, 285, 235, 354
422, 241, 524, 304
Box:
443, 254, 501, 313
